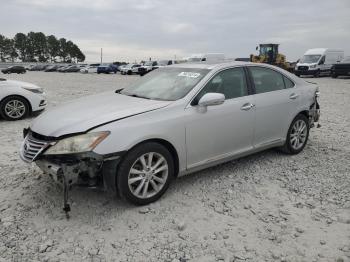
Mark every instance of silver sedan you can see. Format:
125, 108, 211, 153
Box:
20, 61, 320, 210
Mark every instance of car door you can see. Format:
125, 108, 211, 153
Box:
318, 55, 328, 73
185, 67, 255, 169
247, 66, 300, 148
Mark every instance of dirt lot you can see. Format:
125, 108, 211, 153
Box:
0, 72, 349, 262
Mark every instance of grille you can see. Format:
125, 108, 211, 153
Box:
20, 134, 51, 162
298, 66, 309, 71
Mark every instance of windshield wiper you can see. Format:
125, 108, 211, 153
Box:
123, 93, 150, 99
115, 88, 124, 93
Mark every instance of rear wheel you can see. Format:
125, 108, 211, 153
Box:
117, 142, 174, 205
0, 96, 30, 121
331, 73, 338, 78
280, 114, 309, 154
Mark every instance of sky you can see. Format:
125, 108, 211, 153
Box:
0, 0, 349, 63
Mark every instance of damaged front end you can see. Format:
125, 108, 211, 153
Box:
309, 89, 321, 128
20, 129, 123, 218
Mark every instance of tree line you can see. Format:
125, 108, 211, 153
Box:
0, 32, 85, 63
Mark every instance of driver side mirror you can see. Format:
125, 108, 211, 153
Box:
198, 93, 225, 107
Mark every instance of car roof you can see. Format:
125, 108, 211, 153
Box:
168, 61, 305, 85
169, 61, 260, 70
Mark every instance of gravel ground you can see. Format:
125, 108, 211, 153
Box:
0, 72, 349, 262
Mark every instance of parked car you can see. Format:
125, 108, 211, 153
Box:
331, 57, 350, 78
0, 78, 46, 120
19, 62, 320, 213
294, 48, 344, 77
120, 64, 141, 75
30, 64, 47, 71
1, 66, 26, 74
25, 65, 35, 70
80, 63, 100, 74
97, 64, 118, 74
138, 61, 158, 76
58, 65, 81, 73
44, 65, 60, 72
118, 64, 127, 72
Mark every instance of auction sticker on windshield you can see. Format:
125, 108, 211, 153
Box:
178, 72, 201, 78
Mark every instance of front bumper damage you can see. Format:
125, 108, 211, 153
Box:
35, 153, 122, 218
20, 129, 124, 218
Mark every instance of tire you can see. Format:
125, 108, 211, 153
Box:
0, 96, 30, 121
280, 114, 309, 154
295, 73, 300, 77
117, 142, 174, 205
331, 73, 338, 78
127, 70, 132, 75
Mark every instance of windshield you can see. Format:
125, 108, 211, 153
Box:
144, 61, 153, 66
300, 55, 321, 63
120, 67, 210, 101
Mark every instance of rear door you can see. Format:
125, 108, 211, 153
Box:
247, 66, 300, 148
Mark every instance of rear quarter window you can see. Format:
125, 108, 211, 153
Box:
283, 76, 295, 89
249, 67, 285, 94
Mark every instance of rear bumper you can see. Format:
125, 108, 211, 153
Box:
309, 97, 320, 127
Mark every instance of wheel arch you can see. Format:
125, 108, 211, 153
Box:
0, 94, 33, 113
298, 110, 309, 119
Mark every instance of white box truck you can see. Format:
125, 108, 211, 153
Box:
295, 48, 344, 77
188, 53, 225, 62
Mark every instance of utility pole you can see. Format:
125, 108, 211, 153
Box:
100, 48, 103, 64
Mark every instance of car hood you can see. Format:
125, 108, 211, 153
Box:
30, 92, 172, 137
0, 80, 40, 89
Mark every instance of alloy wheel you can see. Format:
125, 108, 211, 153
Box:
290, 119, 307, 150
128, 152, 168, 199
4, 99, 26, 119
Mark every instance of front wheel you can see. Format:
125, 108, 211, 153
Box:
331, 73, 338, 78
117, 142, 174, 205
0, 96, 30, 121
280, 114, 309, 154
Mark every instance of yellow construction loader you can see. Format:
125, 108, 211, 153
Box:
250, 43, 294, 72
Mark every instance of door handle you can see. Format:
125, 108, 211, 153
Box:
241, 103, 255, 111
289, 93, 299, 99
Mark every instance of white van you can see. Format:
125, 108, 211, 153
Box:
188, 53, 225, 62
295, 48, 344, 77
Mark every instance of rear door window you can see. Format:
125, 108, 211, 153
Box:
283, 76, 295, 89
249, 67, 285, 94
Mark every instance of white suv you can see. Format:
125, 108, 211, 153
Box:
120, 64, 142, 75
